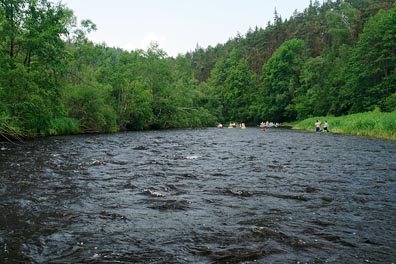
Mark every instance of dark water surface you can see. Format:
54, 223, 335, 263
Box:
1, 128, 396, 263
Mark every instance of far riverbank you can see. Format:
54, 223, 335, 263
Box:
288, 110, 396, 140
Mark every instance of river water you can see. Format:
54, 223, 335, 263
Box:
1, 128, 395, 263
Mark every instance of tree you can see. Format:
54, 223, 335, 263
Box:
208, 48, 256, 123
97, 49, 153, 130
346, 7, 396, 113
261, 39, 307, 122
0, 0, 77, 136
325, 2, 359, 48
296, 56, 327, 119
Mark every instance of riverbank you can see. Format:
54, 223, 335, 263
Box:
288, 110, 396, 140
2, 110, 396, 142
0, 115, 80, 143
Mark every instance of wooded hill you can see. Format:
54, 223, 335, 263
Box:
1, 0, 395, 139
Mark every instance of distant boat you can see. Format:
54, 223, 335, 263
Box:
260, 124, 274, 129
259, 122, 279, 129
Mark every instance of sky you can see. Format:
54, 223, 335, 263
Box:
52, 0, 313, 57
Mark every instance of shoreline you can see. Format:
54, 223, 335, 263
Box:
287, 111, 396, 141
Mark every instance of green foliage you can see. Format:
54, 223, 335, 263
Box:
384, 93, 396, 112
1, 0, 395, 140
49, 117, 80, 136
325, 2, 359, 47
261, 39, 306, 122
296, 56, 326, 119
345, 7, 396, 113
61, 40, 217, 132
121, 80, 153, 130
208, 48, 256, 122
63, 83, 118, 133
0, 0, 76, 138
380, 112, 396, 133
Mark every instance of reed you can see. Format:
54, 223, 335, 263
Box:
48, 117, 80, 136
290, 110, 396, 140
1, 114, 80, 142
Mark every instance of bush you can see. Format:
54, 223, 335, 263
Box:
384, 94, 396, 112
64, 84, 118, 133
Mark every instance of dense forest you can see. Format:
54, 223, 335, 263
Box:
1, 0, 395, 139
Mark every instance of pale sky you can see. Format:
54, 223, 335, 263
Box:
53, 0, 313, 57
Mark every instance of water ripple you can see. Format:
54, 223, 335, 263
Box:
1, 128, 396, 263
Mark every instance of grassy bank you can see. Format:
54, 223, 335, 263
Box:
1, 114, 80, 143
289, 110, 396, 140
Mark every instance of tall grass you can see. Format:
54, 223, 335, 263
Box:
290, 110, 396, 140
1, 115, 80, 142
48, 117, 80, 136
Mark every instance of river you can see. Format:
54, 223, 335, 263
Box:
1, 128, 395, 263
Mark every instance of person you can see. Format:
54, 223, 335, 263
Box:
315, 120, 321, 132
323, 121, 328, 132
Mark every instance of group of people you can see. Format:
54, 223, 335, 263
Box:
315, 120, 329, 132
216, 122, 247, 129
259, 121, 279, 128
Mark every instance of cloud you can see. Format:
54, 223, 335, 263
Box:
88, 31, 168, 53
89, 30, 176, 56
141, 33, 167, 51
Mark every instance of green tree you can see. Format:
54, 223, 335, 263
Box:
346, 7, 396, 113
296, 56, 327, 119
208, 49, 256, 123
140, 43, 174, 128
97, 49, 153, 130
260, 39, 306, 122
325, 2, 359, 48
63, 40, 118, 133
63, 82, 117, 133
0, 0, 77, 137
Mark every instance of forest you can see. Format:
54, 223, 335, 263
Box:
1, 0, 395, 140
